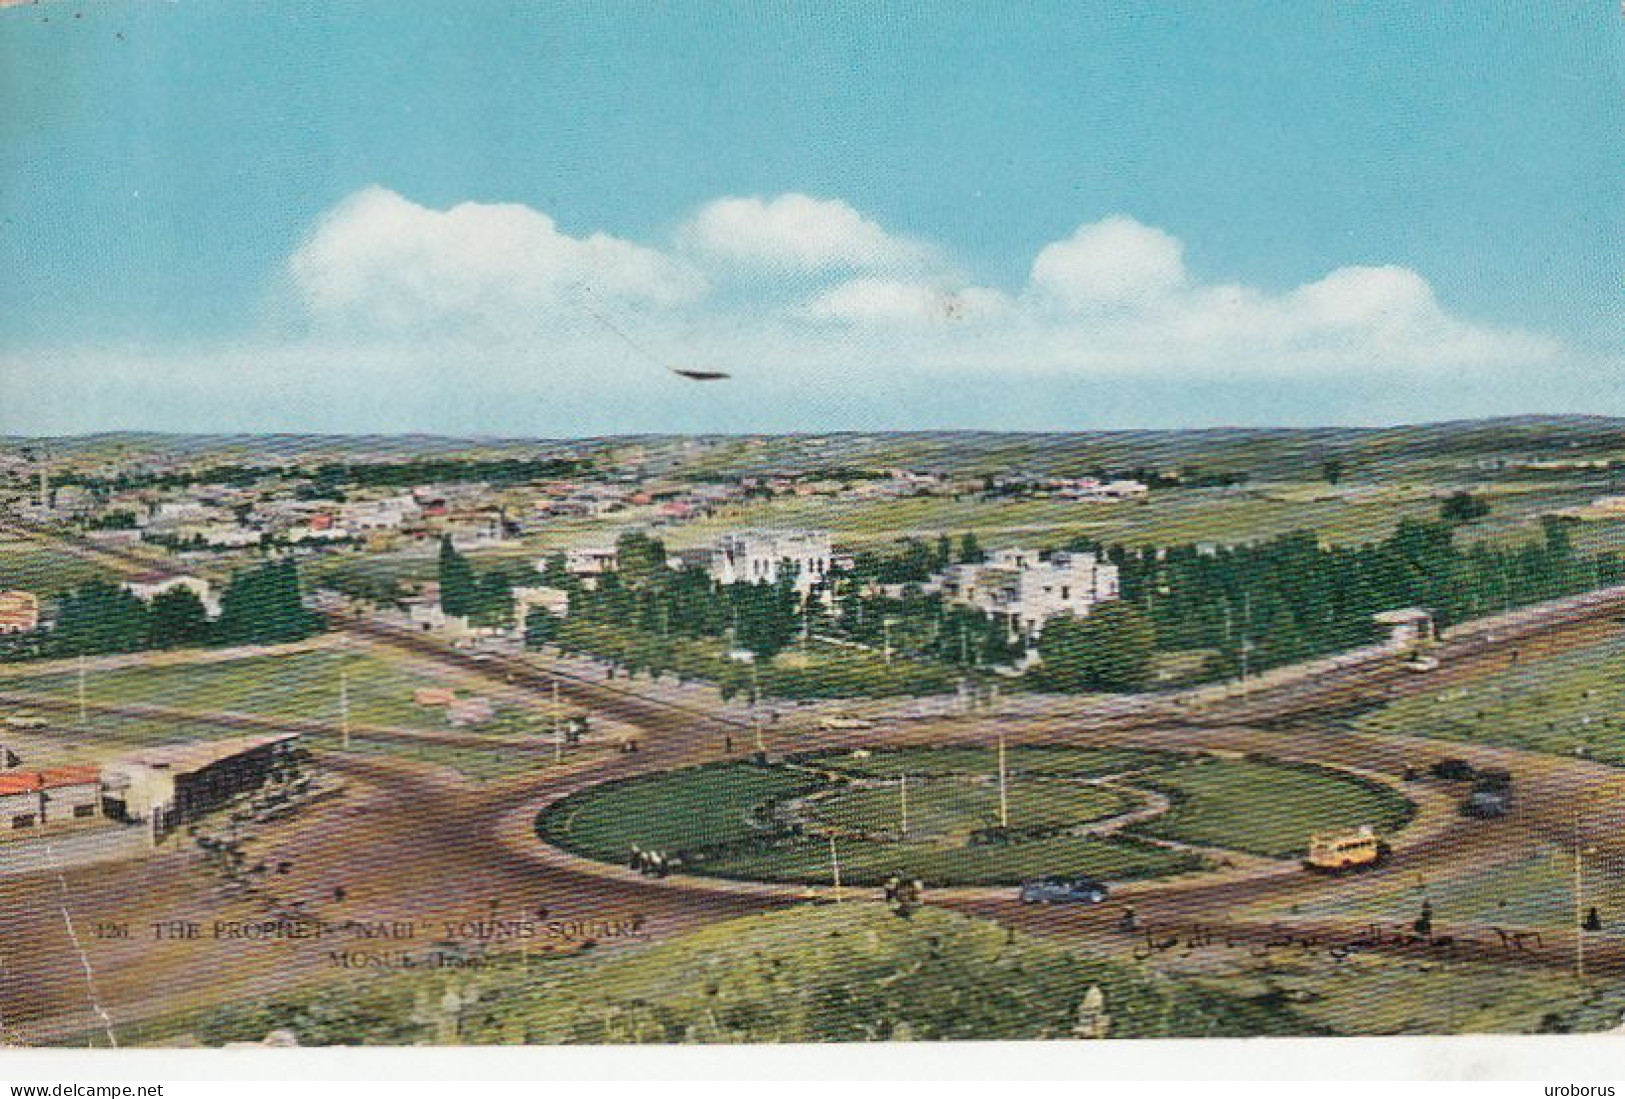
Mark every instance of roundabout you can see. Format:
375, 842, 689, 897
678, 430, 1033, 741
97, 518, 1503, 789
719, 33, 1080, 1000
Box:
534, 744, 1416, 889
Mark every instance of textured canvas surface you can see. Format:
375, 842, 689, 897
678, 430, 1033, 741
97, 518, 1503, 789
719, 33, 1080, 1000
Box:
1, 0, 1623, 1071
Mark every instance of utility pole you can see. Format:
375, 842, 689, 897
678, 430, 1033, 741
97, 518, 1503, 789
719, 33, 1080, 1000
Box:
828, 833, 843, 902
882, 617, 893, 666
1575, 808, 1586, 980
553, 679, 564, 764
339, 661, 351, 751
899, 773, 909, 838
997, 734, 1010, 828
76, 655, 87, 731
750, 660, 765, 754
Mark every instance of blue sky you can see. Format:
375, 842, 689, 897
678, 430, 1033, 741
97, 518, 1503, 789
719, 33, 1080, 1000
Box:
1, 1, 1620, 436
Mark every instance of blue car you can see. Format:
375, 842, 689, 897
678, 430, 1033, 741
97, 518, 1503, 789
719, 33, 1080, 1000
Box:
1019, 876, 1109, 905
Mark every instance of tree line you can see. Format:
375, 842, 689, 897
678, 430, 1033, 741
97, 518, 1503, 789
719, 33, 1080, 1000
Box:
31, 559, 325, 659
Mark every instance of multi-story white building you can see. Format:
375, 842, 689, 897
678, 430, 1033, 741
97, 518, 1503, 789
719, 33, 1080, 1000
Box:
709, 529, 833, 596
939, 548, 1119, 639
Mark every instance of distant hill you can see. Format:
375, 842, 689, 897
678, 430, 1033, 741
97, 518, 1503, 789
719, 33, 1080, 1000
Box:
6, 414, 1624, 481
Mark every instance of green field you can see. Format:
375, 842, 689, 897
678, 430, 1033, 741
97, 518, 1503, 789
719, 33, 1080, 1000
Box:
1356, 630, 1625, 764
806, 777, 1132, 839
806, 744, 1173, 779
536, 746, 1412, 884
640, 480, 1596, 555
697, 831, 1202, 887
0, 539, 119, 595
535, 762, 824, 862
0, 645, 549, 737
1132, 756, 1414, 858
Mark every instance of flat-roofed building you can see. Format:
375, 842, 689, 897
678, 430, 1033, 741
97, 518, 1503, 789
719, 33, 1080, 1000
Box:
101, 733, 300, 827
0, 766, 104, 830
940, 548, 1120, 639
0, 591, 39, 634
709, 530, 833, 596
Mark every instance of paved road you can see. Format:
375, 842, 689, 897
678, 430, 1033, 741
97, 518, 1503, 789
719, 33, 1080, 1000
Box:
5, 531, 1625, 1041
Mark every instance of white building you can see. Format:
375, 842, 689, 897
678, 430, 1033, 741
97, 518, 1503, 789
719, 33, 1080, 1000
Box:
709, 530, 833, 596
563, 547, 619, 577
122, 572, 221, 617
939, 548, 1119, 639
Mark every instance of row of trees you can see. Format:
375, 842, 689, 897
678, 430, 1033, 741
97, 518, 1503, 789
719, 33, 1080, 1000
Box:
45, 560, 324, 658
1110, 516, 1624, 677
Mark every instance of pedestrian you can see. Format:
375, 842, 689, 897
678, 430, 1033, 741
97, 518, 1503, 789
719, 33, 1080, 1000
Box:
1414, 899, 1434, 938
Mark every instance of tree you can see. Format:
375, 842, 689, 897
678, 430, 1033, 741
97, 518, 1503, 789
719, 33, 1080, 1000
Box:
1440, 492, 1490, 524
524, 608, 559, 649
471, 572, 514, 629
437, 537, 477, 617
1035, 602, 1155, 692
216, 560, 322, 645
616, 532, 668, 590
54, 581, 151, 656
958, 532, 985, 564
1321, 458, 1345, 485
148, 586, 210, 648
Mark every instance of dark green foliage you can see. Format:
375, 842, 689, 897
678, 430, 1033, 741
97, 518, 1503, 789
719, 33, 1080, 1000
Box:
1116, 520, 1623, 677
215, 560, 323, 645
1033, 602, 1155, 691
523, 608, 558, 648
147, 586, 210, 648
1440, 491, 1491, 523
437, 537, 478, 618
615, 532, 668, 591
53, 580, 152, 655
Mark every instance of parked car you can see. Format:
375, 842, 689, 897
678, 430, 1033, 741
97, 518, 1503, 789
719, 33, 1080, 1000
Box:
1462, 785, 1514, 818
1019, 876, 1109, 905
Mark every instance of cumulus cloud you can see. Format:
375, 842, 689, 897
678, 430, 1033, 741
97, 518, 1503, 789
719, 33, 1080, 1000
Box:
283, 189, 1558, 378
1028, 215, 1187, 308
290, 186, 704, 336
801, 278, 1010, 325
676, 193, 930, 274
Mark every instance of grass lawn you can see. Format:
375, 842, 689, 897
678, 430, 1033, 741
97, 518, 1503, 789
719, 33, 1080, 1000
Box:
0, 539, 118, 595
803, 744, 1177, 780
535, 750, 1207, 886
0, 645, 539, 736
697, 831, 1201, 887
806, 777, 1133, 838
1131, 756, 1414, 858
535, 761, 823, 863
1355, 630, 1625, 765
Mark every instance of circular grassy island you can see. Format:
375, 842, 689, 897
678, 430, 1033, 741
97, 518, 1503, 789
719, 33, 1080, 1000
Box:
535, 745, 1413, 888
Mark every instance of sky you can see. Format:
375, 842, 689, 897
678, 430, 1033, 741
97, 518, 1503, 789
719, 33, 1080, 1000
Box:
1, 1, 1621, 437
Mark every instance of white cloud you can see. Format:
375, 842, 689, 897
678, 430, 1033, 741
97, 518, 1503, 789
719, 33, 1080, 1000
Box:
290, 187, 704, 336
1028, 215, 1187, 308
677, 193, 930, 273
280, 189, 1559, 380
801, 278, 1010, 325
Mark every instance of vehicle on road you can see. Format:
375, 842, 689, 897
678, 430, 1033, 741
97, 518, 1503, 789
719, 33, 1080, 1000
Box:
1304, 826, 1387, 874
1430, 758, 1477, 782
1019, 876, 1110, 904
819, 715, 876, 731
1462, 769, 1514, 818
1401, 653, 1440, 674
3, 713, 46, 729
